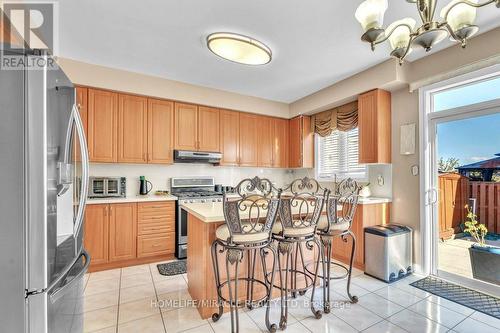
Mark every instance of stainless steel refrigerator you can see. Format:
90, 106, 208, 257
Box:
0, 50, 90, 333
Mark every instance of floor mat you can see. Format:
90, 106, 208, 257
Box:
410, 276, 500, 319
157, 260, 186, 276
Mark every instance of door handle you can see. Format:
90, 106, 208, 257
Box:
72, 103, 90, 238
49, 248, 90, 303
427, 188, 438, 205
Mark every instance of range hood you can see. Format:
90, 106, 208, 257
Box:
174, 150, 222, 164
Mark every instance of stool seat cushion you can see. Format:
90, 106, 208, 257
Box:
272, 222, 316, 237
215, 224, 269, 244
317, 216, 350, 232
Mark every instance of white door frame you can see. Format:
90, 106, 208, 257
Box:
419, 64, 500, 296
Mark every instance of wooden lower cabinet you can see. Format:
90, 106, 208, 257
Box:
109, 203, 137, 261
138, 233, 175, 258
83, 205, 109, 265
332, 203, 391, 270
84, 201, 175, 272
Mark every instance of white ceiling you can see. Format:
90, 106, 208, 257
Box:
58, 0, 500, 103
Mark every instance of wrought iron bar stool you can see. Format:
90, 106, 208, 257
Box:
316, 178, 361, 313
270, 177, 328, 329
211, 177, 282, 333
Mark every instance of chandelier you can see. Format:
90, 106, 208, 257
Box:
355, 0, 500, 63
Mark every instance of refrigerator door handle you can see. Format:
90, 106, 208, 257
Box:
72, 103, 90, 238
48, 248, 90, 304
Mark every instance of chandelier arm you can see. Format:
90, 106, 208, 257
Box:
372, 23, 415, 46
397, 35, 415, 63
442, 0, 497, 21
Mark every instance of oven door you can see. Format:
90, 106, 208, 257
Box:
106, 178, 121, 197
176, 204, 189, 259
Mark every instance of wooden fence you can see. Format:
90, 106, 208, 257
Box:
470, 181, 500, 235
438, 173, 500, 239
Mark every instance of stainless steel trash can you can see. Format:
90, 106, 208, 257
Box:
364, 224, 412, 283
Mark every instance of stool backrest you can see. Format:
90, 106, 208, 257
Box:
223, 176, 281, 243
326, 178, 361, 231
278, 177, 328, 234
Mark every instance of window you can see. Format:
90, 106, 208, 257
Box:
432, 75, 500, 112
316, 128, 366, 180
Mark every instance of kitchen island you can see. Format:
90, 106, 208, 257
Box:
182, 201, 324, 319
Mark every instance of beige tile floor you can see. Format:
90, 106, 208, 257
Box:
83, 260, 500, 333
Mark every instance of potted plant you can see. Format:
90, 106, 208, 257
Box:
464, 205, 500, 285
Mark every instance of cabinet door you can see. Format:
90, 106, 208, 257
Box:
358, 89, 391, 164
198, 106, 220, 152
257, 116, 273, 167
84, 204, 109, 265
358, 90, 378, 164
219, 110, 240, 166
109, 203, 137, 262
118, 94, 148, 163
239, 113, 259, 167
288, 116, 302, 168
272, 118, 289, 168
174, 103, 198, 150
148, 98, 174, 164
88, 89, 118, 162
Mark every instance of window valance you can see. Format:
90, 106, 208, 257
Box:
310, 101, 358, 137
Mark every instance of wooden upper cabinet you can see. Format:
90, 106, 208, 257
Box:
118, 94, 148, 163
219, 110, 240, 166
148, 98, 174, 164
358, 89, 391, 164
273, 118, 289, 168
84, 204, 109, 266
258, 116, 273, 167
88, 89, 118, 163
174, 103, 198, 151
239, 113, 259, 167
289, 115, 314, 168
198, 106, 220, 152
108, 203, 137, 262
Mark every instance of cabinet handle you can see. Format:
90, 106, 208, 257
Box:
103, 206, 107, 217
109, 206, 113, 217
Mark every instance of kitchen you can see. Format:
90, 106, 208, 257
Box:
1, 1, 500, 333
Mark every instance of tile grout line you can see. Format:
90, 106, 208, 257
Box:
115, 268, 122, 333
149, 263, 168, 333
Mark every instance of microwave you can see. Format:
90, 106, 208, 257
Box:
89, 177, 126, 198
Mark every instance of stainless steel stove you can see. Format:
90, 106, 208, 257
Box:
170, 177, 223, 259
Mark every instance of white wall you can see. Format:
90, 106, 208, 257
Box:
89, 163, 293, 196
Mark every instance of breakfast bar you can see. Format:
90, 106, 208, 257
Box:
182, 201, 320, 319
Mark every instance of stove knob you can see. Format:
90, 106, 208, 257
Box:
201, 199, 206, 203
217, 198, 222, 202
189, 200, 194, 203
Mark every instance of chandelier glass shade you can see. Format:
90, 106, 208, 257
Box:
355, 0, 500, 63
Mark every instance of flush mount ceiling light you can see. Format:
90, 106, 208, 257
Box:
206, 32, 272, 65
355, 0, 500, 64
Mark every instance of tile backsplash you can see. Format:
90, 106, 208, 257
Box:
89, 163, 294, 197
89, 163, 392, 198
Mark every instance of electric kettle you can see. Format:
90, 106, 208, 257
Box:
139, 176, 152, 195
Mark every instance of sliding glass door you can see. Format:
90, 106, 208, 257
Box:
421, 67, 500, 296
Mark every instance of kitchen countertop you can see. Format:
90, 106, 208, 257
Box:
87, 195, 178, 205
181, 196, 391, 223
